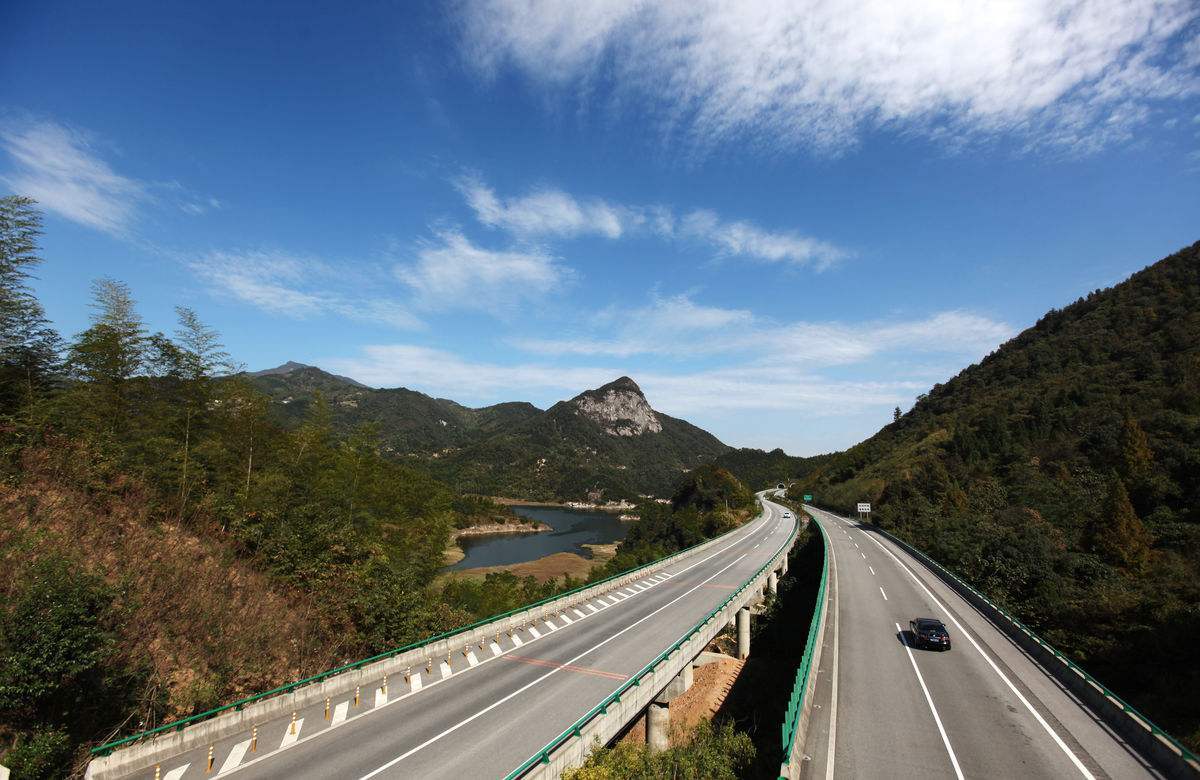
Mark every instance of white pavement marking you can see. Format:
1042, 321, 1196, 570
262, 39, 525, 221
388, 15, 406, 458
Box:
438, 661, 452, 680
864, 530, 1095, 779
861, 552, 866, 559
357, 548, 756, 779
869, 566, 875, 576
511, 633, 524, 647
410, 672, 423, 692
543, 619, 558, 632
332, 701, 349, 725
586, 604, 598, 614
490, 641, 502, 657
280, 718, 303, 748
879, 586, 888, 601
528, 627, 541, 639
573, 609, 586, 619
896, 622, 964, 780
466, 650, 479, 667
219, 741, 250, 775
824, 519, 841, 780
375, 688, 388, 707
163, 765, 189, 780
559, 613, 573, 624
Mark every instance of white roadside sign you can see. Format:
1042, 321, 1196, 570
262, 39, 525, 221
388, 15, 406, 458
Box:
857, 502, 871, 513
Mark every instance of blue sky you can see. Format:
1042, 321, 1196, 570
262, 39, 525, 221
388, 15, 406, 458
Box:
2, 0, 1198, 454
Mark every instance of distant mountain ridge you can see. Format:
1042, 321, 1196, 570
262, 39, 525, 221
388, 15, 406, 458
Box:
244, 367, 730, 499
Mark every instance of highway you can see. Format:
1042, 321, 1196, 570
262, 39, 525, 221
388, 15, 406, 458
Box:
126, 496, 796, 780
800, 505, 1161, 779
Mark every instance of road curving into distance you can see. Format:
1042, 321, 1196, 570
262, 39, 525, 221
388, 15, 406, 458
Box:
800, 505, 1162, 780
115, 495, 795, 780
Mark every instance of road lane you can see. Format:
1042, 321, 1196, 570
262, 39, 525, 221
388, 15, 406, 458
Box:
802, 506, 1160, 779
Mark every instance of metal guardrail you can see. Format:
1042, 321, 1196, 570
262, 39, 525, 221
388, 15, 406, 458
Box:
879, 525, 1200, 769
90, 508, 765, 757
776, 510, 828, 779
504, 508, 800, 779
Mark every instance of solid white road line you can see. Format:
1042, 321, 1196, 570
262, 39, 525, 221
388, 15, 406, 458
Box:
358, 549, 755, 779
896, 622, 965, 780
879, 586, 888, 601
219, 740, 250, 774
824, 520, 841, 780
863, 525, 1095, 779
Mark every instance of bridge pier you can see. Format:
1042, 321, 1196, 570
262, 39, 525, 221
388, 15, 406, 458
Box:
646, 663, 695, 753
782, 554, 788, 576
768, 571, 778, 595
737, 607, 751, 659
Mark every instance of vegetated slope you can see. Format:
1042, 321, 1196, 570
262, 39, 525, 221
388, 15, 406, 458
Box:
245, 363, 542, 456
711, 447, 832, 492
433, 377, 730, 501
795, 240, 1200, 748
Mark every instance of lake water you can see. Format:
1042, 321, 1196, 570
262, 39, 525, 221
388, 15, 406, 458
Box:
446, 505, 630, 570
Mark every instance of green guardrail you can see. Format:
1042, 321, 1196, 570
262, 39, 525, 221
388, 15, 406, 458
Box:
504, 507, 801, 779
879, 526, 1200, 768
91, 500, 774, 758
776, 508, 829, 779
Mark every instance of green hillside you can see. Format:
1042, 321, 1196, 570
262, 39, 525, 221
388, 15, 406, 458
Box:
794, 240, 1200, 747
712, 447, 832, 491
432, 377, 730, 500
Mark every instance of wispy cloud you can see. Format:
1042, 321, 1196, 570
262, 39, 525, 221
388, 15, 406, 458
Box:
461, 177, 846, 268
516, 294, 1012, 366
0, 119, 146, 235
191, 249, 422, 329
397, 229, 572, 311
458, 0, 1200, 156
0, 117, 221, 235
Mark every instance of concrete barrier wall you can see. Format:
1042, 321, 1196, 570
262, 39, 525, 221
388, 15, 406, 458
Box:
87, 509, 774, 780
523, 537, 794, 779
873, 526, 1200, 780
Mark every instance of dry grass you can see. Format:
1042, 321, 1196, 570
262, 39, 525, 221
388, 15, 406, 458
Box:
0, 445, 337, 729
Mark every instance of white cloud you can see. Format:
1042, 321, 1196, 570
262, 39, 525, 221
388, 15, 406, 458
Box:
516, 295, 1012, 366
458, 176, 626, 238
0, 119, 146, 235
398, 229, 572, 311
0, 117, 221, 235
461, 176, 846, 268
191, 249, 421, 329
458, 0, 1200, 155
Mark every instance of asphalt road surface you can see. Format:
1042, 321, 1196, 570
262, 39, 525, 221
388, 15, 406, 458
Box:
800, 505, 1161, 780
130, 496, 796, 780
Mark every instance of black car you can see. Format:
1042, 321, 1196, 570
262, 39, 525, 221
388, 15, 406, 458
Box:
909, 618, 952, 650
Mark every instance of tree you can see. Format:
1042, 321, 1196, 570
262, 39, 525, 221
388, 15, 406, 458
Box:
893, 406, 901, 422
172, 307, 230, 518
1090, 475, 1151, 570
0, 196, 61, 413
66, 279, 147, 432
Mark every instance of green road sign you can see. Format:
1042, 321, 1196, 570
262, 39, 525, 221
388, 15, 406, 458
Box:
803, 494, 813, 502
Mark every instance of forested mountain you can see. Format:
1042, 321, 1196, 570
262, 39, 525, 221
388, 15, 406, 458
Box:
245, 362, 542, 456
248, 368, 732, 501
431, 377, 731, 500
711, 447, 831, 491
794, 240, 1200, 748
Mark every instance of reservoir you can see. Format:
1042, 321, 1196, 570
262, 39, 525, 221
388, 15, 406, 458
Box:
446, 505, 630, 570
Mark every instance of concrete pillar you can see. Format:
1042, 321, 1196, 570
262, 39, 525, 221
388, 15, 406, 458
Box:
682, 661, 694, 690
647, 701, 670, 753
782, 555, 788, 575
768, 571, 779, 595
737, 607, 751, 659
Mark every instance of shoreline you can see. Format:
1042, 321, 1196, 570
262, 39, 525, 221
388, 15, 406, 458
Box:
438, 542, 619, 584
489, 496, 640, 514
443, 520, 551, 567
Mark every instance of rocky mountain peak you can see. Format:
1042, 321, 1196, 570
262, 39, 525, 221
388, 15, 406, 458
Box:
573, 376, 662, 436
